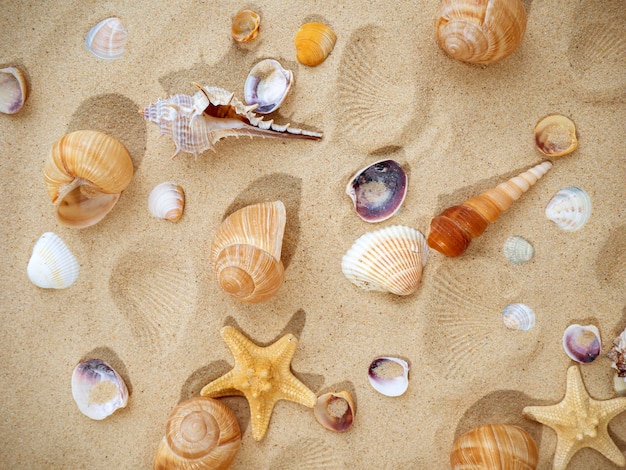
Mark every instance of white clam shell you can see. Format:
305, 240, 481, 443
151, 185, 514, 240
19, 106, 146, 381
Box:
502, 303, 535, 331
0, 66, 28, 114
341, 225, 428, 296
562, 324, 601, 363
85, 17, 127, 60
503, 236, 534, 265
244, 59, 293, 114
148, 182, 185, 222
545, 186, 591, 231
71, 359, 129, 420
27, 232, 80, 289
368, 357, 409, 397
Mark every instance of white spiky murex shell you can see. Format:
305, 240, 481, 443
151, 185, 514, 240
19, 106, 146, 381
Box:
27, 232, 80, 289
545, 186, 592, 231
148, 182, 185, 222
341, 225, 429, 296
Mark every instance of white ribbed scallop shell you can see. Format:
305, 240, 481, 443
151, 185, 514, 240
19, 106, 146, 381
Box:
341, 225, 428, 296
85, 17, 127, 60
545, 186, 592, 231
148, 182, 185, 222
27, 232, 80, 289
503, 236, 534, 265
502, 303, 535, 331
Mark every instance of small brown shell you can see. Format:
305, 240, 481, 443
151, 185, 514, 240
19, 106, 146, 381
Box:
534, 114, 578, 158
294, 22, 337, 67
231, 10, 260, 43
314, 391, 355, 432
153, 397, 241, 470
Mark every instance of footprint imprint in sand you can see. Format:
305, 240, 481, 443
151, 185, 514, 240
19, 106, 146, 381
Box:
336, 25, 430, 152
270, 437, 345, 469
596, 225, 626, 299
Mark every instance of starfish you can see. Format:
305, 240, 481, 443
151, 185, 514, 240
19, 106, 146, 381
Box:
200, 326, 316, 441
523, 365, 626, 470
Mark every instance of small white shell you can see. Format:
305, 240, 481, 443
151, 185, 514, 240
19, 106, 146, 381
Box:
562, 324, 601, 363
244, 59, 293, 114
148, 182, 185, 222
502, 303, 535, 331
85, 17, 127, 60
614, 374, 626, 396
0, 66, 28, 114
27, 232, 80, 289
503, 236, 534, 265
545, 186, 592, 231
368, 357, 409, 397
71, 359, 129, 420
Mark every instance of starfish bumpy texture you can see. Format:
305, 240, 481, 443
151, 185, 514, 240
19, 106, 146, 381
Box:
523, 365, 626, 470
200, 326, 316, 441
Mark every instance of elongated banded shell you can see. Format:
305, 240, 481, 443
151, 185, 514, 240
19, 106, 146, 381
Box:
502, 303, 535, 331
314, 391, 355, 432
503, 236, 534, 265
71, 359, 129, 420
427, 161, 552, 257
244, 59, 293, 114
0, 66, 28, 114
534, 114, 578, 158
210, 201, 286, 303
341, 225, 429, 296
85, 17, 127, 60
27, 232, 80, 289
450, 424, 538, 470
435, 0, 527, 64
562, 324, 601, 364
148, 182, 185, 222
294, 22, 337, 67
231, 10, 260, 43
153, 397, 241, 470
545, 186, 591, 231
44, 130, 134, 227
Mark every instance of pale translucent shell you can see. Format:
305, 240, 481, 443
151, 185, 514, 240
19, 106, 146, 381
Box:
368, 357, 410, 397
615, 374, 626, 396
545, 186, 591, 231
148, 182, 185, 222
294, 22, 337, 67
27, 232, 80, 289
0, 66, 28, 114
502, 303, 535, 331
85, 17, 127, 60
341, 225, 428, 296
231, 10, 260, 43
503, 236, 534, 265
244, 59, 293, 114
71, 359, 129, 420
534, 114, 578, 158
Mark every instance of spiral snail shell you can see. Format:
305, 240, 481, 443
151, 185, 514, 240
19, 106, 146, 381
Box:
153, 396, 241, 470
44, 130, 133, 228
210, 201, 286, 303
435, 0, 527, 64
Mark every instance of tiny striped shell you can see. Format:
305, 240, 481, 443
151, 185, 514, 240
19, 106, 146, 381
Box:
545, 186, 592, 231
27, 232, 80, 289
148, 182, 185, 222
294, 22, 337, 67
85, 17, 127, 60
341, 225, 428, 296
503, 236, 534, 265
502, 303, 535, 331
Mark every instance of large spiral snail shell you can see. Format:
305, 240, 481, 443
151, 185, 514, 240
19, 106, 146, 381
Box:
210, 201, 286, 303
44, 130, 133, 228
153, 396, 241, 470
435, 0, 527, 64
427, 161, 552, 257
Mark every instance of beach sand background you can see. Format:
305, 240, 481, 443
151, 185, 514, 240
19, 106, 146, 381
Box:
1, 1, 625, 468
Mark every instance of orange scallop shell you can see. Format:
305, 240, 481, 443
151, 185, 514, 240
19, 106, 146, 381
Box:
294, 22, 337, 67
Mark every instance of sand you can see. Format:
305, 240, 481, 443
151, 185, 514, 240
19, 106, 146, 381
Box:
1, 1, 625, 469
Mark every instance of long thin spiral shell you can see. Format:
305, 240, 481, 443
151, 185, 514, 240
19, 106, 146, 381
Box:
153, 397, 241, 470
435, 0, 527, 64
427, 161, 552, 257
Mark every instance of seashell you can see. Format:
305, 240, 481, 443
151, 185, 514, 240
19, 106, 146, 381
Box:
314, 391, 355, 433
27, 232, 80, 289
435, 0, 527, 64
368, 357, 410, 397
562, 324, 602, 364
450, 423, 539, 470
0, 66, 28, 114
545, 186, 591, 232
244, 59, 293, 115
502, 303, 535, 331
345, 159, 408, 223
534, 114, 578, 158
231, 10, 260, 43
503, 236, 534, 265
153, 396, 241, 470
614, 374, 626, 397
427, 161, 552, 257
142, 85, 322, 158
85, 17, 127, 60
607, 327, 626, 379
44, 130, 134, 228
148, 182, 185, 222
294, 22, 337, 67
210, 201, 286, 303
71, 359, 129, 420
341, 225, 429, 296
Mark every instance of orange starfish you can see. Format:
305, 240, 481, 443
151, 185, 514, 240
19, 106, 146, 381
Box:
523, 365, 626, 470
200, 326, 316, 441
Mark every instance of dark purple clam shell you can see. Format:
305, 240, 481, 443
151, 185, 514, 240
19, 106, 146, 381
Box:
562, 324, 601, 363
346, 159, 407, 222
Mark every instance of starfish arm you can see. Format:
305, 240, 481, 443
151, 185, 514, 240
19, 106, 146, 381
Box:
275, 375, 317, 408
247, 393, 280, 441
265, 333, 298, 364
551, 434, 581, 470
221, 326, 260, 366
584, 428, 626, 467
594, 396, 626, 421
200, 370, 242, 398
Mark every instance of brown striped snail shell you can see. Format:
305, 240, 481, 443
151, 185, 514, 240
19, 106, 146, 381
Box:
435, 0, 527, 64
210, 201, 286, 303
427, 161, 552, 257
44, 130, 134, 228
153, 396, 241, 470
